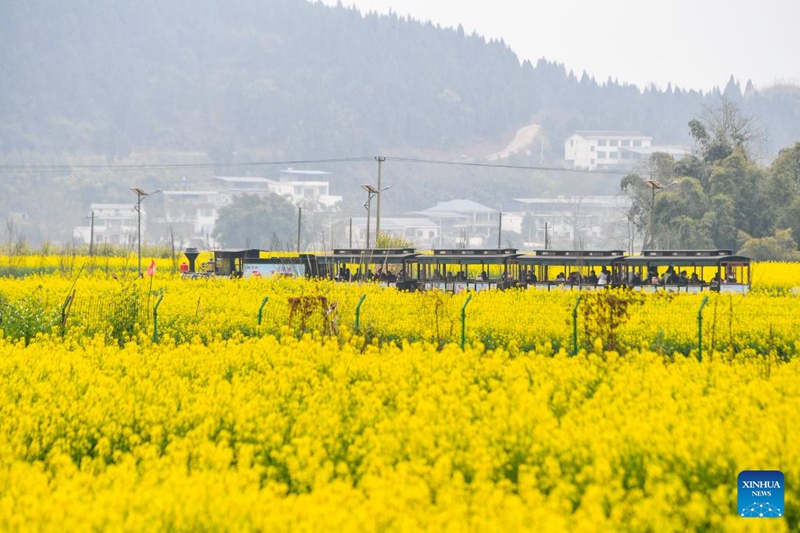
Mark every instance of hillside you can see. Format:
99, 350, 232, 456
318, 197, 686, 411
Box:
1, 0, 800, 243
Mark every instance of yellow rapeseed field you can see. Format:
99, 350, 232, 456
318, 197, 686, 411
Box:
0, 257, 798, 530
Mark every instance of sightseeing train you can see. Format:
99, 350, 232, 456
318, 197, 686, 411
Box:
182, 247, 751, 294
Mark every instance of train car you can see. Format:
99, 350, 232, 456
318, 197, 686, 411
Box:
515, 250, 626, 290
313, 248, 420, 289
198, 247, 752, 294
622, 249, 751, 293
209, 249, 323, 279
413, 248, 521, 292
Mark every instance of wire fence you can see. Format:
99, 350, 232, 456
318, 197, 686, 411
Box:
2, 286, 798, 357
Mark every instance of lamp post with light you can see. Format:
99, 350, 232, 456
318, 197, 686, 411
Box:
361, 184, 391, 249
131, 187, 161, 276
643, 179, 681, 250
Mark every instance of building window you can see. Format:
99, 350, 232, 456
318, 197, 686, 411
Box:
610, 140, 619, 147
633, 140, 642, 147
590, 145, 595, 152
598, 140, 607, 146
598, 151, 607, 159
610, 152, 619, 159
621, 140, 630, 147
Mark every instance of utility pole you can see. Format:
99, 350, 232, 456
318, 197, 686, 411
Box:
296, 207, 302, 253
545, 222, 550, 250
375, 156, 385, 245
88, 210, 95, 257
497, 211, 502, 248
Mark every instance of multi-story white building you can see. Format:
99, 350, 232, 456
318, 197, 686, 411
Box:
419, 199, 500, 248
162, 190, 221, 238
215, 171, 342, 211
346, 217, 440, 248
73, 203, 140, 246
565, 131, 652, 170
565, 131, 691, 171
507, 195, 633, 251
271, 169, 342, 210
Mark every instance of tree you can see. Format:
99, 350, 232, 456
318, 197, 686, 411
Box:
212, 193, 297, 249
776, 197, 800, 247
771, 142, 800, 188
619, 152, 679, 249
375, 232, 414, 249
688, 95, 764, 164
705, 194, 738, 250
651, 178, 712, 248
738, 229, 799, 261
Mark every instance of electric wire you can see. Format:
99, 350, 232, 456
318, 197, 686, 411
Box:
0, 155, 633, 176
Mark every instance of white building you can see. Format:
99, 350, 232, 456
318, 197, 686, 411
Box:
347, 217, 440, 248
73, 203, 140, 246
215, 171, 342, 211
272, 169, 342, 210
162, 190, 221, 237
565, 131, 691, 171
154, 171, 342, 246
419, 199, 500, 248
507, 196, 633, 251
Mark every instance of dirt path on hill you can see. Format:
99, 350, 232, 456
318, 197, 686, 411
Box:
486, 124, 541, 161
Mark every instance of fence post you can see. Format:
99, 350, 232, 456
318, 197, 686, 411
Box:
697, 295, 709, 362
60, 290, 75, 336
572, 295, 583, 356
152, 294, 164, 344
461, 294, 473, 350
355, 294, 366, 332
257, 297, 269, 325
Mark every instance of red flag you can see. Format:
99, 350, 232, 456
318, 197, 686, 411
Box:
146, 260, 156, 277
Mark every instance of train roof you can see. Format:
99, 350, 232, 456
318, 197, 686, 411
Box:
315, 248, 419, 264
625, 249, 749, 266
416, 248, 519, 265
517, 249, 625, 266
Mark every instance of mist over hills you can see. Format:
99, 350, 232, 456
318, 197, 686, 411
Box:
2, 0, 800, 243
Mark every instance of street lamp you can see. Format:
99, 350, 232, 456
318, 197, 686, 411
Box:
643, 179, 681, 250
361, 184, 391, 248
131, 187, 161, 276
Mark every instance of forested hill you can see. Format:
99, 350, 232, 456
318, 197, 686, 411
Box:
3, 0, 800, 162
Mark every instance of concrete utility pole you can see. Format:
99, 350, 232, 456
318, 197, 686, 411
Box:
87, 211, 95, 257
497, 211, 503, 248
545, 222, 550, 250
375, 156, 386, 244
296, 207, 302, 253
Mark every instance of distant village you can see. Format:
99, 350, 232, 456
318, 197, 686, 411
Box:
73, 131, 690, 253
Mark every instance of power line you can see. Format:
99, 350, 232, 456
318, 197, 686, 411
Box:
0, 156, 375, 174
383, 156, 632, 175
0, 154, 634, 176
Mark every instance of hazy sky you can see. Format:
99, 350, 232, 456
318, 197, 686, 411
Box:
319, 0, 800, 92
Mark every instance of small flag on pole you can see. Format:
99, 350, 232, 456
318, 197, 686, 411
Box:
146, 260, 156, 277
